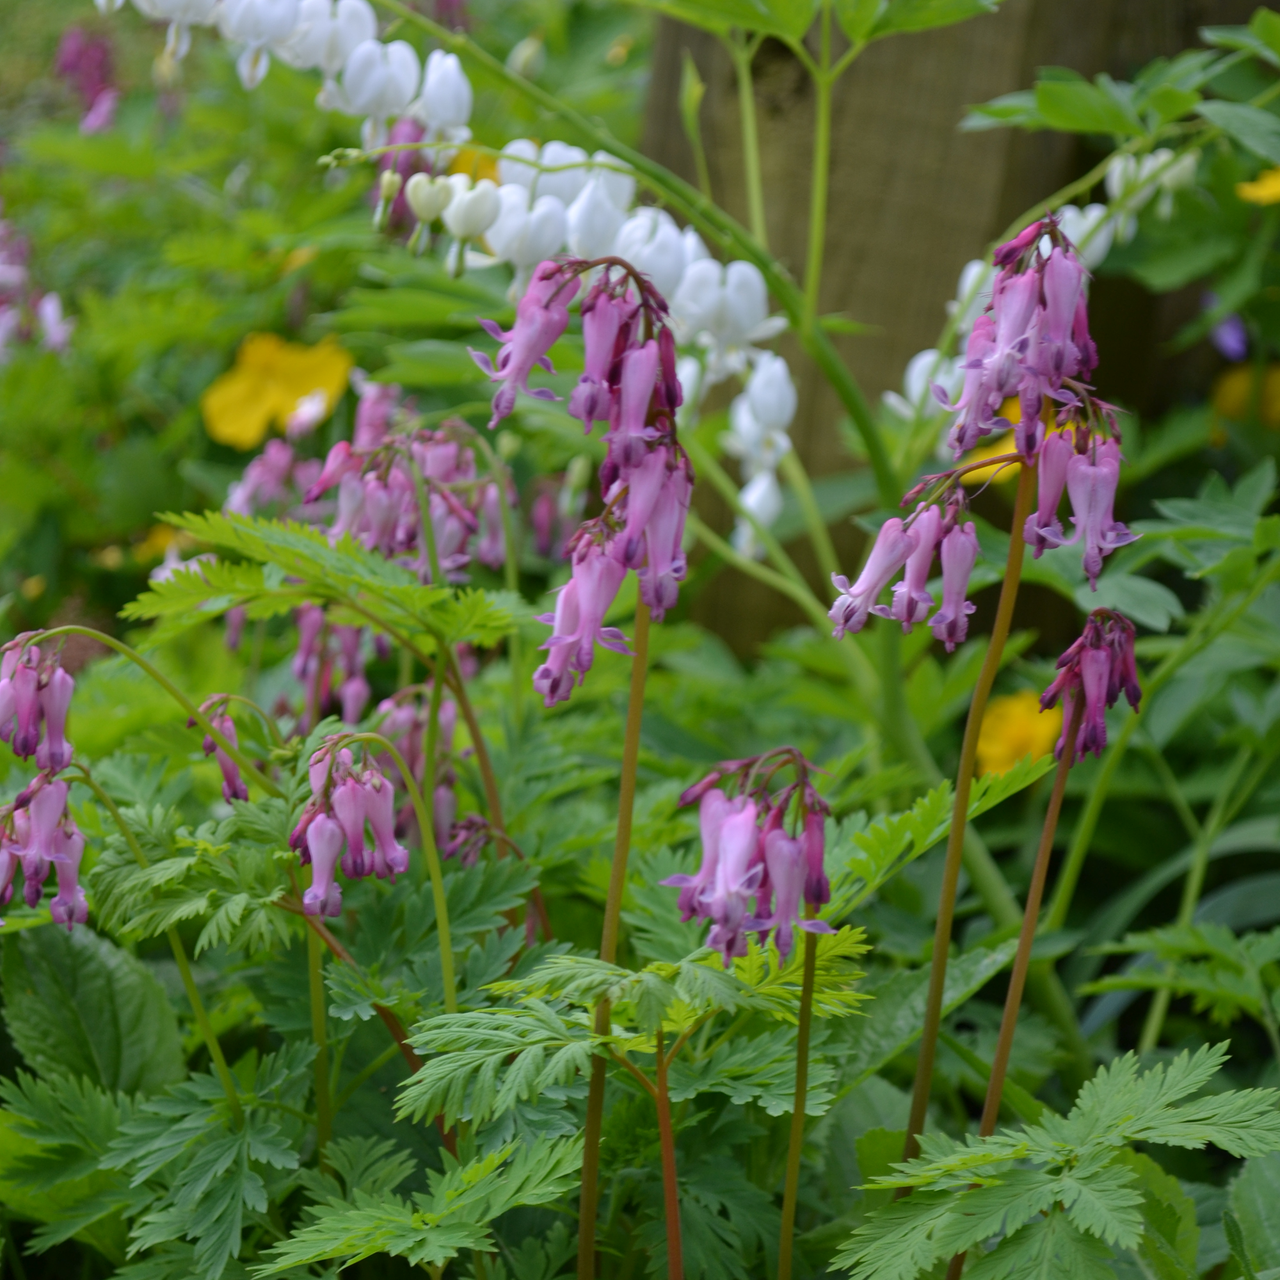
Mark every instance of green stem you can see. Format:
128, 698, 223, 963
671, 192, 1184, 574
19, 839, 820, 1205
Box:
307, 924, 332, 1168
342, 732, 456, 1013
421, 669, 446, 885
802, 6, 833, 320
335, 1042, 402, 1111
1139, 746, 1252, 1054
213, 693, 286, 749
367, 0, 899, 507
408, 457, 446, 588
34, 626, 280, 798
654, 1029, 685, 1280
470, 428, 523, 706
1139, 739, 1202, 842
779, 449, 840, 585
778, 926, 818, 1280
73, 768, 244, 1127
901, 461, 1036, 1165
727, 33, 768, 249
579, 601, 652, 1280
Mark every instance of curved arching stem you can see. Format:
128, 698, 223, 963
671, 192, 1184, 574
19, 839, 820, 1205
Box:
32, 627, 281, 798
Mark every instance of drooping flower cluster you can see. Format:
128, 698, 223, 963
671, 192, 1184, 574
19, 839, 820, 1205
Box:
1023, 425, 1136, 589
1040, 608, 1140, 761
0, 202, 73, 364
376, 684, 457, 848
289, 739, 410, 916
479, 259, 693, 706
193, 698, 251, 803
291, 607, 378, 729
0, 642, 86, 930
938, 216, 1098, 460
830, 498, 981, 653
662, 750, 832, 967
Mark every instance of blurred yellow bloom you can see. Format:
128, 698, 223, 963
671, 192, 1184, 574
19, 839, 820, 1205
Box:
960, 429, 1020, 487
449, 147, 500, 185
1237, 167, 1280, 205
976, 690, 1062, 777
201, 333, 352, 451
132, 523, 194, 564
1212, 362, 1280, 429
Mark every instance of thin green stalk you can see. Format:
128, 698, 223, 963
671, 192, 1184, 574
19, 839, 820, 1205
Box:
727, 33, 768, 249
367, 0, 899, 507
901, 461, 1036, 1165
778, 926, 818, 1280
73, 768, 244, 1126
215, 693, 286, 749
420, 669, 446, 886
307, 924, 332, 1169
1139, 746, 1252, 1053
654, 1029, 684, 1280
335, 1042, 402, 1111
802, 4, 832, 320
342, 732, 456, 1013
34, 626, 280, 797
470, 428, 524, 705
1140, 739, 1202, 842
778, 449, 840, 585
579, 602, 652, 1280
408, 458, 446, 587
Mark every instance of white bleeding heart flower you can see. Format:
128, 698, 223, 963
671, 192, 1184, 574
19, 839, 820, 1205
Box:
613, 207, 687, 299
131, 0, 218, 60
732, 470, 784, 559
415, 49, 472, 131
441, 174, 501, 239
744, 352, 795, 434
280, 0, 375, 105
1056, 203, 1114, 271
498, 138, 539, 189
567, 177, 625, 259
671, 257, 783, 382
487, 184, 567, 266
219, 0, 301, 90
342, 38, 421, 146
591, 151, 635, 211
535, 141, 590, 206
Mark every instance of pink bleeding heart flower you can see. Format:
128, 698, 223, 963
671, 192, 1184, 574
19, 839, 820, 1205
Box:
930, 520, 981, 653
203, 712, 249, 803
612, 339, 659, 471
11, 659, 42, 760
49, 821, 88, 930
470, 261, 580, 429
1023, 430, 1074, 557
705, 800, 764, 967
829, 518, 917, 640
638, 463, 692, 623
34, 665, 75, 773
875, 504, 941, 631
303, 814, 344, 918
365, 772, 409, 879
1061, 438, 1138, 589
661, 788, 734, 922
761, 828, 834, 961
332, 776, 370, 880
569, 290, 630, 426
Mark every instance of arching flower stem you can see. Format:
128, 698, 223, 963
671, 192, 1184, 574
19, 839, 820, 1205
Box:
32, 627, 281, 798
70, 765, 244, 1127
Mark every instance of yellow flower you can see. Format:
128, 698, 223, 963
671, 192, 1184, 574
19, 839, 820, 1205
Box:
976, 690, 1062, 777
1237, 167, 1280, 205
1212, 362, 1280, 430
449, 147, 500, 185
201, 333, 353, 451
959, 429, 1020, 487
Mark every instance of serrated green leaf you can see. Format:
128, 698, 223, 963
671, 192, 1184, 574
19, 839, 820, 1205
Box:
2, 928, 184, 1095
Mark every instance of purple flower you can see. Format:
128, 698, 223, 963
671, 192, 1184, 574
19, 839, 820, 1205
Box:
303, 814, 344, 918
569, 291, 630, 426
705, 800, 764, 967
1023, 430, 1074, 557
616, 445, 670, 570
1058, 438, 1138, 589
203, 712, 248, 804
829, 518, 917, 640
293, 605, 326, 682
761, 829, 834, 961
930, 520, 980, 652
470, 261, 580, 429
353, 379, 400, 450
874, 504, 940, 631
1041, 609, 1140, 762
49, 821, 88, 930
34, 666, 75, 773
637, 463, 692, 623
365, 773, 409, 880
939, 315, 999, 456
11, 657, 41, 760
803, 810, 829, 909
532, 541, 629, 707
661, 788, 734, 921
332, 776, 370, 880
612, 339, 660, 471
0, 832, 17, 918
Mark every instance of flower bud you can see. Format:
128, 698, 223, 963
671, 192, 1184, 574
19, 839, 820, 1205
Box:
567, 176, 624, 259
379, 169, 403, 203
486, 184, 567, 267
613, 208, 687, 299
745, 352, 796, 434
404, 172, 453, 224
